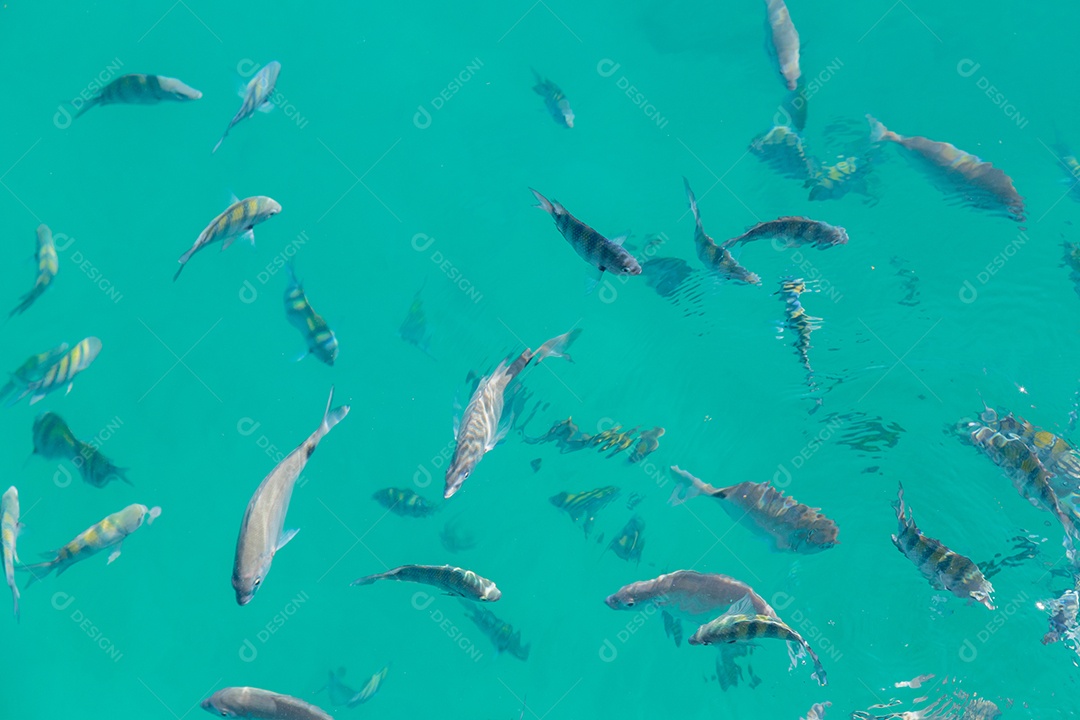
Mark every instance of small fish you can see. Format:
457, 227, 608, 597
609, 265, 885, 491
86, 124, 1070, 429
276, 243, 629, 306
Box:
668, 466, 839, 553
868, 115, 1025, 223
689, 597, 827, 686
350, 564, 501, 601
0, 342, 70, 402
530, 458, 542, 473
372, 487, 440, 518
23, 503, 161, 586
777, 277, 820, 393
549, 486, 620, 537
683, 178, 760, 284
807, 156, 873, 202
723, 217, 848, 250
607, 515, 645, 564
213, 61, 281, 153
534, 328, 582, 364
7, 337, 102, 407
232, 387, 349, 606
202, 687, 332, 720
72, 441, 130, 489
750, 125, 818, 181
1, 487, 21, 620
399, 285, 435, 358
801, 701, 831, 720
174, 195, 282, 280
891, 482, 995, 610
9, 224, 58, 318
764, 0, 801, 90
629, 426, 664, 464
32, 412, 129, 488
626, 493, 644, 511
462, 602, 531, 660
348, 666, 389, 707
532, 70, 574, 128
1042, 589, 1079, 645
284, 262, 338, 365
73, 74, 202, 119
530, 188, 641, 287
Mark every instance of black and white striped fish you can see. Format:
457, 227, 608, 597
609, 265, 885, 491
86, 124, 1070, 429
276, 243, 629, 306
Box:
213, 61, 281, 153
9, 224, 58, 318
350, 564, 500, 601
73, 74, 202, 119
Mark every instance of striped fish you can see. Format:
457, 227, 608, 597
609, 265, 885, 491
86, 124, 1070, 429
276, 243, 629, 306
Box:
607, 515, 645, 565
174, 195, 282, 280
808, 156, 872, 202
284, 262, 338, 365
629, 426, 664, 464
317, 669, 360, 708
777, 277, 820, 392
213, 61, 281, 153
74, 74, 202, 119
7, 337, 101, 407
549, 485, 620, 537
31, 412, 129, 488
202, 687, 331, 720
532, 70, 574, 129
348, 666, 389, 707
891, 482, 995, 609
1, 487, 20, 620
764, 0, 801, 90
462, 602, 531, 659
689, 597, 827, 686
868, 115, 1025, 223
23, 503, 160, 587
398, 285, 435, 358
9, 224, 58, 318
350, 564, 501, 601
0, 343, 70, 404
668, 466, 839, 552
371, 487, 440, 518
801, 701, 831, 720
724, 217, 849, 250
530, 188, 641, 285
750, 125, 818, 182
973, 407, 1080, 493
684, 178, 761, 284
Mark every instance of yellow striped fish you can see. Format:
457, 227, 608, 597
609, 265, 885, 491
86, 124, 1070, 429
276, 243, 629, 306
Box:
213, 61, 281, 153
1, 486, 20, 620
350, 564, 501, 601
347, 666, 389, 707
7, 337, 102, 407
284, 262, 338, 365
9, 224, 58, 318
73, 74, 202, 119
549, 485, 620, 537
23, 503, 161, 587
0, 342, 70, 403
174, 195, 282, 280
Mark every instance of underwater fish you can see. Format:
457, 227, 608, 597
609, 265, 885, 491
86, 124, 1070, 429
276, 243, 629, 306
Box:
807, 156, 874, 202
868, 114, 1025, 222
202, 687, 331, 720
399, 285, 435, 358
348, 666, 389, 707
764, 0, 801, 90
801, 701, 831, 720
1042, 589, 1079, 645
351, 564, 501, 602
7, 337, 101, 407
891, 482, 995, 610
629, 426, 664, 464
683, 178, 760, 284
174, 195, 282, 280
971, 407, 1080, 493
232, 387, 349, 606
607, 515, 645, 564
316, 668, 359, 707
750, 125, 818, 182
213, 61, 281, 153
9, 224, 58, 318
668, 466, 839, 553
532, 70, 574, 128
549, 486, 620, 537
724, 217, 848, 250
777, 277, 820, 393
462, 602, 531, 660
284, 262, 338, 365
530, 188, 641, 287
0, 342, 70, 402
533, 328, 582, 364
372, 487, 440, 518
23, 503, 160, 587
1, 487, 20, 620
73, 74, 202, 119
32, 412, 129, 488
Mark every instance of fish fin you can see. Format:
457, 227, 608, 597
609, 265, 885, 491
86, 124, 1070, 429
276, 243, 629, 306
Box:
258, 100, 275, 113
293, 350, 311, 363
28, 391, 46, 406
237, 87, 249, 100
319, 386, 350, 439
662, 611, 683, 647
21, 560, 52, 589
585, 268, 603, 295
350, 573, 380, 587
719, 594, 757, 620
529, 188, 554, 214
212, 132, 228, 154
667, 465, 706, 505
610, 233, 629, 247
277, 528, 299, 551
241, 228, 255, 247
107, 546, 122, 564
147, 506, 162, 525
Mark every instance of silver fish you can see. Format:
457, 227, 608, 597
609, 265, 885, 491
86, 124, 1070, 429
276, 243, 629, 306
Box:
9, 224, 58, 317
765, 0, 801, 91
174, 196, 282, 280
1, 487, 20, 620
74, 74, 202, 119
232, 387, 350, 606
350, 563, 501, 601
213, 61, 281, 153
534, 328, 582, 364
202, 687, 331, 720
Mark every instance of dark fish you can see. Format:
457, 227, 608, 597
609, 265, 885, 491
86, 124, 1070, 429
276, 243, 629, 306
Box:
549, 486, 620, 537
626, 493, 644, 511
74, 74, 202, 119
532, 70, 574, 129
891, 482, 995, 609
372, 487, 440, 518
462, 602, 531, 660
34, 412, 130, 488
9, 224, 58, 318
213, 61, 280, 153
399, 285, 435, 358
764, 0, 800, 90
750, 126, 818, 182
530, 458, 542, 473
350, 564, 500, 601
724, 218, 848, 249
607, 515, 645, 564
284, 262, 338, 366
777, 278, 820, 394
683, 178, 760, 284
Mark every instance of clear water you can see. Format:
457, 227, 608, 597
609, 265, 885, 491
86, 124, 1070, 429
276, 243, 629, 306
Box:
1, 0, 1077, 717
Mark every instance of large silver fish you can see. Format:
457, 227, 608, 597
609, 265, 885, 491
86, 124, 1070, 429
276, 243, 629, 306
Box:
202, 687, 331, 720
6, 337, 101, 407
174, 196, 282, 280
74, 74, 202, 119
1, 487, 20, 620
232, 388, 350, 606
9, 224, 58, 318
213, 61, 281, 153
764, 0, 801, 91
350, 564, 501, 601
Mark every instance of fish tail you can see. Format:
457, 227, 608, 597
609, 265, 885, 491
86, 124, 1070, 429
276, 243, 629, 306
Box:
318, 386, 350, 441
529, 188, 555, 215
8, 289, 39, 318
72, 97, 99, 119
866, 114, 896, 144
20, 559, 55, 589
349, 573, 383, 587
807, 646, 827, 686
683, 177, 702, 227
212, 129, 228, 154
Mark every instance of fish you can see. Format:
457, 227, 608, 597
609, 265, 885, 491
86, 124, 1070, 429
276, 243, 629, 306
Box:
530, 458, 542, 472
764, 0, 801, 90
174, 195, 282, 280
683, 178, 761, 284
347, 666, 389, 707
532, 70, 574, 128
399, 285, 435, 358
807, 156, 873, 202
629, 426, 664, 464
284, 262, 338, 365
372, 487, 440, 518
73, 74, 202, 119
607, 515, 645, 564
32, 412, 129, 488
750, 125, 818, 182
23, 503, 161, 587
868, 114, 1025, 222
201, 687, 332, 720
723, 217, 848, 250
9, 224, 58, 318
668, 466, 839, 553
777, 277, 820, 393
1, 487, 20, 620
530, 188, 641, 287
1042, 589, 1079, 645
890, 482, 995, 610
533, 328, 582, 364
212, 60, 281, 153
0, 342, 70, 402
72, 442, 130, 489
350, 564, 500, 601
445, 348, 535, 498
316, 668, 359, 707
801, 701, 831, 720
6, 337, 102, 407
462, 602, 531, 660
232, 387, 350, 606
549, 486, 620, 537
689, 597, 826, 686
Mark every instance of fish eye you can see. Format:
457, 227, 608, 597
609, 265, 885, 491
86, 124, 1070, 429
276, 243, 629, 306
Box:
625, 599, 634, 607
253, 578, 261, 587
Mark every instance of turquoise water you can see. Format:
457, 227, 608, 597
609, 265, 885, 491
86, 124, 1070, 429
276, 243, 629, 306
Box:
3, 0, 1079, 717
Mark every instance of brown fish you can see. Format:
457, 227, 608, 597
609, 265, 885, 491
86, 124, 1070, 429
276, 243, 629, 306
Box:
723, 217, 848, 250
